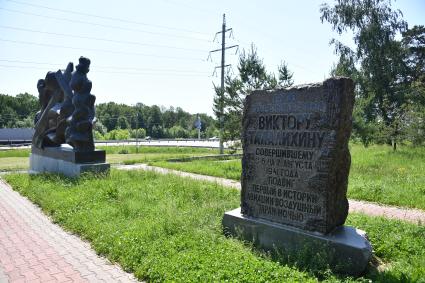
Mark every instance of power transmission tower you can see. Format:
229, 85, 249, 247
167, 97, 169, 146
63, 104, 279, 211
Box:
209, 14, 238, 154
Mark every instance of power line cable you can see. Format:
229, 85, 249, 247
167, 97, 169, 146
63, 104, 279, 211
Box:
0, 64, 209, 77
0, 25, 209, 53
0, 38, 205, 61
0, 59, 210, 74
0, 8, 211, 42
5, 0, 209, 36
229, 40, 324, 76
92, 70, 208, 77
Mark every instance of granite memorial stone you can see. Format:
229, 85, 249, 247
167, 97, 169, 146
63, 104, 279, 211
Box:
222, 77, 372, 275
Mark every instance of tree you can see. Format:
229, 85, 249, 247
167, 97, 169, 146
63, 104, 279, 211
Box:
167, 125, 189, 139
130, 128, 146, 139
104, 129, 130, 140
205, 125, 219, 138
175, 107, 192, 129
213, 45, 294, 143
96, 102, 135, 131
133, 103, 146, 130
0, 106, 18, 128
402, 25, 425, 145
0, 93, 38, 128
14, 116, 34, 128
14, 93, 38, 118
93, 120, 107, 137
330, 53, 378, 145
278, 61, 294, 88
151, 125, 165, 138
147, 105, 163, 136
116, 116, 130, 129
402, 25, 425, 83
162, 106, 177, 129
321, 0, 411, 150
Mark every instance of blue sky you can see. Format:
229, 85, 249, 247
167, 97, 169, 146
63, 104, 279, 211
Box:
0, 0, 424, 116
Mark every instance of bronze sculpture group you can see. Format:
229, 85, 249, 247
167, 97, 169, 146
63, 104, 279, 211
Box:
33, 56, 96, 152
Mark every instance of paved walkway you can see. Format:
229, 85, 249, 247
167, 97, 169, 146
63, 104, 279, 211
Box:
0, 179, 138, 283
117, 164, 425, 225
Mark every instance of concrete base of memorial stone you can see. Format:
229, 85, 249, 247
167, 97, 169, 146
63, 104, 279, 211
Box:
223, 208, 372, 275
29, 153, 110, 178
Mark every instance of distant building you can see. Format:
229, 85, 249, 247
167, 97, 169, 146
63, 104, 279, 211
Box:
0, 128, 34, 145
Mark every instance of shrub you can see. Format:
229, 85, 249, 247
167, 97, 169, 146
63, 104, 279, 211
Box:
104, 129, 131, 140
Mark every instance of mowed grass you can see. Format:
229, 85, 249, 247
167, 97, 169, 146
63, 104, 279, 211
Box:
0, 148, 30, 158
0, 146, 222, 171
4, 170, 425, 282
0, 148, 30, 170
0, 157, 29, 171
348, 145, 425, 209
152, 159, 242, 180
2, 144, 424, 210
151, 144, 425, 210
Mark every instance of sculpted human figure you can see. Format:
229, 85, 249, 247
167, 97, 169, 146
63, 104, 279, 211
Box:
34, 79, 50, 124
52, 62, 74, 145
33, 71, 63, 148
65, 57, 96, 152
32, 63, 74, 148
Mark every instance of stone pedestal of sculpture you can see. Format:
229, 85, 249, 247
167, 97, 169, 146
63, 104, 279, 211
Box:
30, 145, 109, 177
222, 77, 372, 275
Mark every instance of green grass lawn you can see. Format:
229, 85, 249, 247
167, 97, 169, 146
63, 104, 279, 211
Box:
348, 145, 425, 209
4, 170, 425, 282
0, 148, 30, 158
0, 146, 222, 171
0, 157, 29, 171
152, 159, 242, 180
2, 144, 424, 210
0, 148, 31, 170
151, 144, 425, 210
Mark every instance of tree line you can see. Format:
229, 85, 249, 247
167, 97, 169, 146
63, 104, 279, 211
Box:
94, 102, 218, 139
0, 94, 219, 140
0, 93, 38, 128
